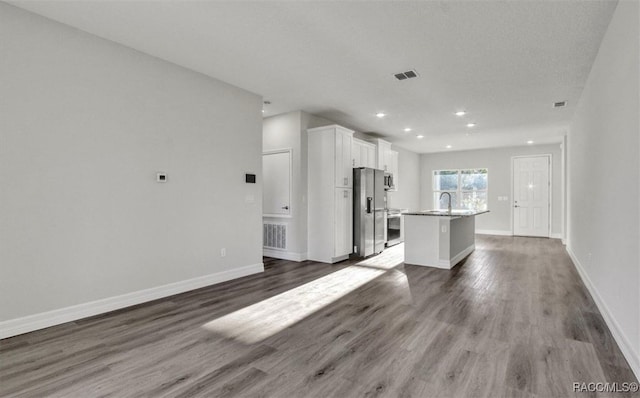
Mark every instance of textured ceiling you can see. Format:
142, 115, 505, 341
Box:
9, 1, 618, 153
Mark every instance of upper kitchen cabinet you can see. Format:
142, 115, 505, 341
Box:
308, 125, 354, 189
374, 138, 399, 191
388, 149, 399, 191
334, 128, 353, 188
307, 125, 354, 190
375, 139, 392, 172
352, 138, 376, 169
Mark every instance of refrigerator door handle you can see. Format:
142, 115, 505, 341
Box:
366, 197, 373, 213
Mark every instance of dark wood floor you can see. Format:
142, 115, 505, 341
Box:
1, 236, 637, 397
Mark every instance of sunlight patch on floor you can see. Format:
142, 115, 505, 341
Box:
202, 249, 405, 344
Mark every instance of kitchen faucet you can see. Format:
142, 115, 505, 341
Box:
439, 192, 452, 213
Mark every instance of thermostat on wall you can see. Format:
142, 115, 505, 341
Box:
245, 173, 256, 183
156, 172, 168, 183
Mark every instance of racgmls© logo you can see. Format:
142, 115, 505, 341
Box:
573, 382, 639, 393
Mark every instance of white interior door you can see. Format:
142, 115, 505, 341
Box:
513, 155, 550, 237
263, 150, 291, 216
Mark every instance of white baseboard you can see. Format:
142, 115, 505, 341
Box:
410, 244, 475, 269
447, 244, 475, 268
263, 248, 307, 262
475, 229, 512, 236
0, 263, 264, 340
566, 246, 640, 380
475, 230, 564, 240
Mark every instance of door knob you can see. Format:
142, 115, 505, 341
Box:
282, 205, 289, 210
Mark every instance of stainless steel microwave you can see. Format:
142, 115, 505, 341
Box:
383, 172, 395, 190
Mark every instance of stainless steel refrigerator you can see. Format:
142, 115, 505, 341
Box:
353, 167, 386, 257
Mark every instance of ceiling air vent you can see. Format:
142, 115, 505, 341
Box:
394, 70, 419, 80
553, 101, 567, 108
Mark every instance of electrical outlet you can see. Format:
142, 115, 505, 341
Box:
221, 248, 226, 257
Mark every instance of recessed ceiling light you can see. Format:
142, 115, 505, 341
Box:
404, 128, 412, 132
416, 135, 424, 139
466, 123, 476, 128
527, 140, 534, 144
376, 112, 386, 118
262, 109, 265, 113
455, 111, 466, 117
446, 145, 452, 149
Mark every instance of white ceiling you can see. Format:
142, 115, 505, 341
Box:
9, 0, 617, 153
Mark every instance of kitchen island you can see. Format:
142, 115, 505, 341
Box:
403, 210, 489, 269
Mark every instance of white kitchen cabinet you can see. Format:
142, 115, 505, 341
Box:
375, 138, 393, 172
307, 125, 354, 263
334, 188, 353, 257
374, 138, 399, 191
388, 149, 399, 191
352, 138, 376, 168
365, 144, 376, 168
334, 127, 353, 188
352, 141, 362, 168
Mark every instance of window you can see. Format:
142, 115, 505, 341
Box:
433, 169, 488, 211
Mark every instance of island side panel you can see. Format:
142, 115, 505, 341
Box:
449, 216, 476, 266
438, 218, 451, 266
404, 215, 440, 267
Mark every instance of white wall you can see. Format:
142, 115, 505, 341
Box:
420, 144, 563, 236
567, 0, 639, 377
262, 111, 334, 261
0, 4, 263, 332
387, 146, 421, 211
262, 111, 304, 260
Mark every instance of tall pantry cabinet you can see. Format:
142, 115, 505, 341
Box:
308, 125, 353, 263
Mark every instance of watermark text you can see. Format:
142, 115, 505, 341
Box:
573, 382, 639, 393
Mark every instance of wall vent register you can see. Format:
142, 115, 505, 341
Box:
263, 223, 286, 250
394, 70, 419, 80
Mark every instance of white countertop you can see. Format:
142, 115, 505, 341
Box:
404, 209, 490, 217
